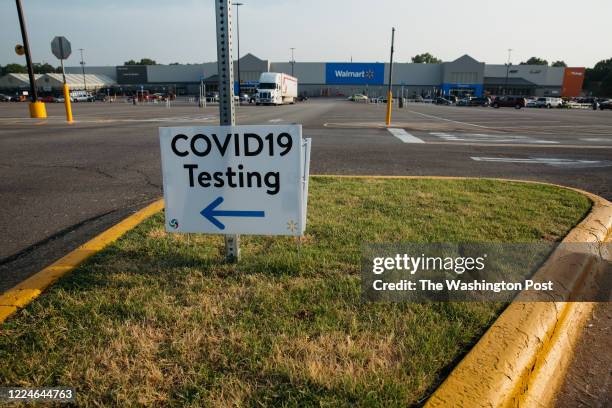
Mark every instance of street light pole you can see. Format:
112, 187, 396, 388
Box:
79, 48, 87, 90
234, 2, 243, 97
14, 0, 37, 103
290, 47, 295, 76
385, 27, 395, 126
504, 48, 512, 96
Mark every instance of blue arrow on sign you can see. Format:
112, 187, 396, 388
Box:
200, 196, 265, 230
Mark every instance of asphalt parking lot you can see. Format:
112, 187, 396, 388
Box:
1, 98, 611, 289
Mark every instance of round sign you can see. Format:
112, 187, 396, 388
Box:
15, 44, 25, 56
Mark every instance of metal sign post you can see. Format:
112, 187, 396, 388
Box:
51, 36, 73, 123
15, 0, 46, 118
215, 0, 240, 262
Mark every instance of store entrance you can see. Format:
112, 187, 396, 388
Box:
449, 88, 475, 97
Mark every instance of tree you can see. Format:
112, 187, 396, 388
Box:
2, 63, 27, 75
124, 58, 157, 66
551, 60, 567, 67
601, 73, 612, 96
584, 58, 612, 96
411, 53, 442, 64
520, 57, 548, 66
32, 62, 58, 74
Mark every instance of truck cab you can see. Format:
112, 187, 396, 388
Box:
256, 72, 297, 105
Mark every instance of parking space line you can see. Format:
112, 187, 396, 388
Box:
430, 132, 559, 144
471, 156, 612, 168
387, 128, 425, 143
405, 109, 490, 129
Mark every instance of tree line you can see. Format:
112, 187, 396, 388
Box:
1, 62, 61, 76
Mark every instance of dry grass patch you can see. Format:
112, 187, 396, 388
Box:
0, 177, 591, 406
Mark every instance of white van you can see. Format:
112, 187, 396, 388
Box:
70, 90, 93, 102
536, 97, 562, 108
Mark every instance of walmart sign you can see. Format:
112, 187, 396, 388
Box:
325, 63, 384, 85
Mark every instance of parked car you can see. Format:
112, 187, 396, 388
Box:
443, 95, 458, 104
469, 96, 491, 107
599, 99, 612, 110
0, 93, 12, 102
94, 93, 108, 102
39, 95, 58, 103
206, 92, 219, 102
492, 96, 526, 109
297, 95, 309, 101
348, 94, 369, 102
525, 98, 538, 108
535, 97, 562, 109
150, 93, 166, 101
434, 97, 452, 105
457, 97, 470, 106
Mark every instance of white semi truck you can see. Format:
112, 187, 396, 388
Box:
256, 72, 297, 105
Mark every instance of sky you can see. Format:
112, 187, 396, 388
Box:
1, 0, 610, 68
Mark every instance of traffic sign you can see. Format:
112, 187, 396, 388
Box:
51, 36, 71, 60
160, 125, 311, 236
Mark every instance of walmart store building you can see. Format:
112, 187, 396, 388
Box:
64, 53, 585, 98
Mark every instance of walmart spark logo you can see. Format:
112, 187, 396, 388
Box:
169, 218, 179, 229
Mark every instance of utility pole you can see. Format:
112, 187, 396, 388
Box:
15, 0, 46, 117
234, 2, 243, 97
290, 47, 295, 76
504, 48, 512, 96
79, 48, 87, 90
216, 0, 240, 262
385, 27, 395, 126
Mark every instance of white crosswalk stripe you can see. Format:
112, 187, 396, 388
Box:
387, 128, 425, 143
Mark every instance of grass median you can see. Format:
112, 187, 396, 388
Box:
0, 177, 591, 407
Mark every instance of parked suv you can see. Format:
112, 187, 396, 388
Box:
492, 96, 526, 109
70, 90, 94, 102
469, 96, 491, 107
536, 97, 562, 109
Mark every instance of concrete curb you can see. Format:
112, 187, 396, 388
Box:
0, 199, 164, 324
422, 186, 611, 407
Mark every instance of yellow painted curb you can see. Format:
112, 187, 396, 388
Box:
422, 194, 611, 406
0, 199, 164, 323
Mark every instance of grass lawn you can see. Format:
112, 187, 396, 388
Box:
0, 177, 591, 407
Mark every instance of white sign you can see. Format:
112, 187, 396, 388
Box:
160, 125, 311, 236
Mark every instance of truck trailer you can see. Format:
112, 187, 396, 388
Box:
256, 72, 297, 105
